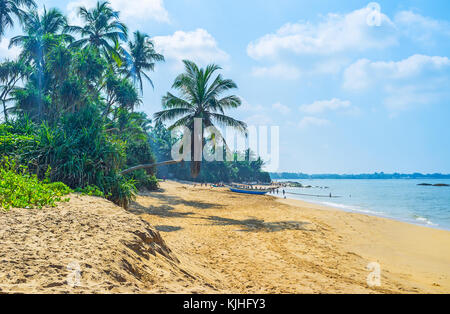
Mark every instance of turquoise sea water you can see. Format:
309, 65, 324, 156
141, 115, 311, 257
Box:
274, 179, 450, 230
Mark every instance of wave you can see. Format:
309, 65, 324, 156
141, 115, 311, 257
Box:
414, 216, 438, 226
320, 201, 385, 216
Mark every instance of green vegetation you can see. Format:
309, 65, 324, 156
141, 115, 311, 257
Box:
75, 185, 105, 197
0, 1, 270, 210
0, 158, 71, 210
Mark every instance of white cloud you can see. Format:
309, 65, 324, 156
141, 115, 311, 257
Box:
395, 11, 450, 42
343, 55, 450, 115
0, 38, 19, 60
343, 54, 450, 91
300, 98, 351, 114
67, 0, 169, 25
247, 5, 395, 60
153, 29, 229, 69
298, 117, 330, 128
272, 102, 291, 115
251, 64, 301, 80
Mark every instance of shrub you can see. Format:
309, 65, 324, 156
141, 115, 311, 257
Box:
75, 185, 105, 197
0, 158, 72, 210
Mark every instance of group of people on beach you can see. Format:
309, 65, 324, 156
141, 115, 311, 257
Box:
269, 188, 286, 198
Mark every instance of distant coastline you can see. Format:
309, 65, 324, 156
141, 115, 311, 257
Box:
270, 172, 450, 180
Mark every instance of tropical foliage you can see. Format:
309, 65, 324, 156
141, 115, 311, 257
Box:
0, 1, 162, 208
0, 1, 270, 210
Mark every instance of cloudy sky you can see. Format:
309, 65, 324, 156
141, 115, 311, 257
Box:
1, 0, 450, 173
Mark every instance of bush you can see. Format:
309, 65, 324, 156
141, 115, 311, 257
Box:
0, 158, 72, 210
0, 123, 34, 157
74, 185, 105, 197
126, 169, 158, 191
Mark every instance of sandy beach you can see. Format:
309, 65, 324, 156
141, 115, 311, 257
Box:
134, 181, 450, 294
1, 180, 449, 293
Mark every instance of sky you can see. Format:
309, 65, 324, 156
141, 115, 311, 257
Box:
1, 0, 450, 174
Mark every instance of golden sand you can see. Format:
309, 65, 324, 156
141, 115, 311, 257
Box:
135, 181, 450, 294
1, 180, 449, 293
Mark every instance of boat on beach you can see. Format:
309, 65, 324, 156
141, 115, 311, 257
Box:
229, 186, 271, 195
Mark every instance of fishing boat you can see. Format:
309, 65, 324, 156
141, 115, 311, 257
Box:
229, 186, 271, 195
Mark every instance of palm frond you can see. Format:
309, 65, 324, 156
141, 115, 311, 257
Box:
154, 108, 192, 123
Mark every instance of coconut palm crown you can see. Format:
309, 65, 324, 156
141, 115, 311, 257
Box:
65, 1, 127, 64
122, 31, 164, 94
154, 60, 247, 177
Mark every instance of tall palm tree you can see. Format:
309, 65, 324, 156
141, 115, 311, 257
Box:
122, 31, 164, 93
0, 0, 36, 39
9, 7, 69, 120
0, 59, 30, 122
66, 1, 127, 64
154, 60, 247, 178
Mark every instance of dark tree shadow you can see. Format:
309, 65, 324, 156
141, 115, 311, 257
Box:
136, 190, 225, 210
129, 202, 195, 218
203, 216, 314, 233
155, 225, 183, 232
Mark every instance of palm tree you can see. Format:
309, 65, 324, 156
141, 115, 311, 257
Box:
0, 59, 30, 122
66, 1, 127, 65
122, 31, 164, 93
0, 0, 36, 39
154, 60, 247, 178
9, 8, 70, 61
9, 7, 70, 120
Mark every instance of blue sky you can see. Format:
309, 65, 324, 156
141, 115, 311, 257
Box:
1, 0, 450, 173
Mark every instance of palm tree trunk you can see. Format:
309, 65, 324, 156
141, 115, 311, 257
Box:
2, 99, 8, 123
190, 120, 204, 178
190, 133, 201, 178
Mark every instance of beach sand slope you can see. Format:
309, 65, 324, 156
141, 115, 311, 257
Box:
0, 194, 217, 293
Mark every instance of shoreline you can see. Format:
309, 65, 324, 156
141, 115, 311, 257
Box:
274, 193, 447, 232
271, 178, 450, 231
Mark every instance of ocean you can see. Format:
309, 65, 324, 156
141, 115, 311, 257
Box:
274, 179, 450, 230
